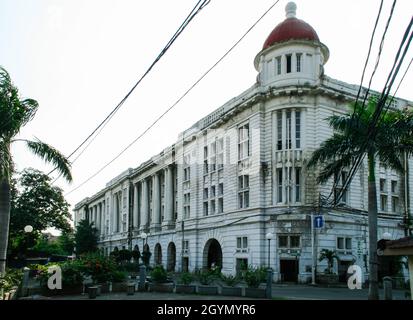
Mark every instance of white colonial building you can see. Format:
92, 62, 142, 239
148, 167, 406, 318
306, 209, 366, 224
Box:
74, 3, 412, 283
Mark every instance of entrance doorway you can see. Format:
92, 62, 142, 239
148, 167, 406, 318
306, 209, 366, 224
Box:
280, 259, 299, 282
203, 239, 223, 270
167, 242, 176, 272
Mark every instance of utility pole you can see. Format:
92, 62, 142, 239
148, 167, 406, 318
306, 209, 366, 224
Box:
404, 151, 411, 236
181, 220, 185, 272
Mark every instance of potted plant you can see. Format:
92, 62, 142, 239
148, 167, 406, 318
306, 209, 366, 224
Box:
220, 274, 242, 297
175, 272, 196, 294
197, 270, 219, 295
317, 249, 339, 284
244, 266, 266, 298
110, 270, 128, 292
148, 265, 173, 293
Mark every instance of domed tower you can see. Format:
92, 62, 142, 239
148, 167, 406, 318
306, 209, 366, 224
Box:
254, 2, 329, 87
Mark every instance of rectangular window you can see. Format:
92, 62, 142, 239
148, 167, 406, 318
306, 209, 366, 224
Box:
392, 196, 399, 213
278, 236, 288, 248
345, 238, 352, 250
337, 237, 344, 250
391, 180, 398, 193
239, 175, 249, 208
183, 193, 190, 219
203, 188, 209, 200
295, 110, 301, 148
277, 168, 283, 203
296, 53, 302, 72
277, 111, 282, 150
380, 179, 386, 193
276, 56, 282, 75
337, 237, 352, 251
334, 171, 348, 204
210, 141, 216, 172
210, 199, 216, 215
236, 237, 248, 251
211, 185, 216, 198
238, 123, 250, 160
286, 111, 292, 149
380, 195, 388, 211
217, 138, 224, 170
286, 54, 292, 73
203, 201, 209, 216
218, 197, 224, 213
295, 167, 301, 202
290, 236, 300, 248
218, 183, 224, 196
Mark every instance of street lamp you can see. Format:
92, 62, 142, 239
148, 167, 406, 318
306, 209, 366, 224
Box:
24, 225, 33, 233
141, 232, 148, 249
266, 232, 274, 269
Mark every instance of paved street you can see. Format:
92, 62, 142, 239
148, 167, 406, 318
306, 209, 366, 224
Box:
24, 284, 409, 300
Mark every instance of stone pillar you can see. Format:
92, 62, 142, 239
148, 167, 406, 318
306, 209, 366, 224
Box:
141, 179, 148, 231
133, 183, 139, 230
113, 194, 118, 234
96, 204, 100, 235
163, 166, 174, 229
152, 173, 161, 231
101, 202, 105, 236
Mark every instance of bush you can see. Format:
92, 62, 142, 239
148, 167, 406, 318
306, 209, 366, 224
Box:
197, 271, 214, 285
111, 270, 127, 283
36, 261, 84, 288
221, 274, 239, 287
0, 268, 23, 293
150, 265, 168, 283
120, 262, 140, 273
79, 253, 116, 284
178, 272, 194, 285
244, 266, 265, 288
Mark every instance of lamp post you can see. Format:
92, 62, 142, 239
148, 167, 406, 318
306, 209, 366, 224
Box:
266, 232, 274, 269
141, 232, 148, 249
265, 232, 274, 299
24, 225, 33, 233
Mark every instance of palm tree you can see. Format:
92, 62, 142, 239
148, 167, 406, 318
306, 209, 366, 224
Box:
0, 66, 72, 274
318, 249, 339, 274
307, 97, 413, 300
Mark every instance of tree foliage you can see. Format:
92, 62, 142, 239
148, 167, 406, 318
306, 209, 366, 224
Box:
9, 168, 72, 237
74, 219, 98, 256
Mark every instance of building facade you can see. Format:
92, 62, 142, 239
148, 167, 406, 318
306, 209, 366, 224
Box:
74, 3, 412, 283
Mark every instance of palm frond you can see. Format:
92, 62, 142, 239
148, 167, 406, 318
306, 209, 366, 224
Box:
25, 138, 72, 183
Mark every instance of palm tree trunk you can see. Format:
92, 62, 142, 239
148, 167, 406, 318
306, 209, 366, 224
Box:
367, 153, 379, 300
0, 177, 11, 275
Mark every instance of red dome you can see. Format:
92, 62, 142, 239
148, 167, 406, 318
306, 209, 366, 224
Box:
263, 17, 319, 50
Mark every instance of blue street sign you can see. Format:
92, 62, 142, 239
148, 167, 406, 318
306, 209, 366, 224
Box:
314, 215, 324, 228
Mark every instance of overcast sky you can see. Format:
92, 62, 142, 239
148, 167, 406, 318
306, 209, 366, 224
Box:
1, 0, 412, 226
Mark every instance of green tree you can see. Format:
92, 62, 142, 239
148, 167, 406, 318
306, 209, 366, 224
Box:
74, 219, 98, 256
307, 98, 413, 299
58, 230, 75, 256
9, 168, 72, 238
0, 66, 72, 274
318, 249, 339, 274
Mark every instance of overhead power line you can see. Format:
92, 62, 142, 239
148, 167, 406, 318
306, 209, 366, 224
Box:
48, 0, 210, 177
331, 16, 413, 206
64, 0, 282, 197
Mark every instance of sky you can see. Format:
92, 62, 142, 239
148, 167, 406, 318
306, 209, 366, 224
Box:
1, 0, 413, 231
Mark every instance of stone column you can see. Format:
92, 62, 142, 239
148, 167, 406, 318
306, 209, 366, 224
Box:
133, 183, 139, 230
140, 179, 148, 231
100, 201, 106, 236
152, 173, 161, 231
163, 166, 174, 229
96, 204, 100, 235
